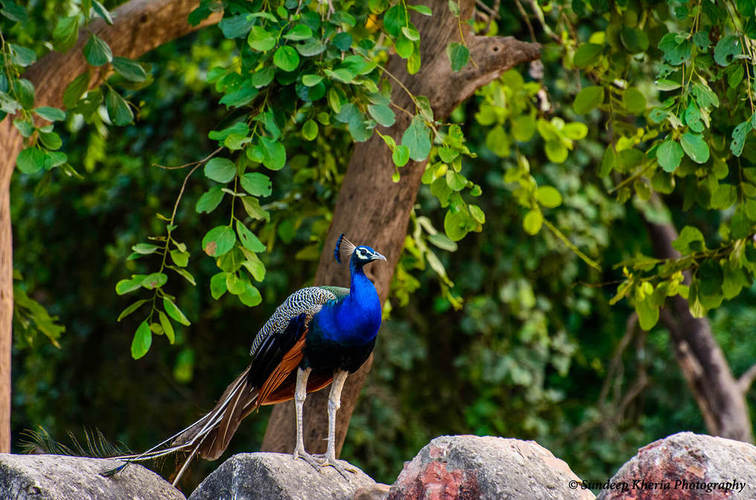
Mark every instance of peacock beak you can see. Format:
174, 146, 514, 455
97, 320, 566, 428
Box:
371, 251, 387, 262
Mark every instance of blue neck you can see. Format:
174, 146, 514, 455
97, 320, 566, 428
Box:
316, 260, 381, 344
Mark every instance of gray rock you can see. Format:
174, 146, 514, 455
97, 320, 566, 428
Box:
597, 432, 756, 500
0, 453, 184, 499
354, 483, 390, 500
188, 452, 376, 500
388, 435, 594, 500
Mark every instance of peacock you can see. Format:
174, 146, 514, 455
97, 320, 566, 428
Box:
103, 234, 385, 485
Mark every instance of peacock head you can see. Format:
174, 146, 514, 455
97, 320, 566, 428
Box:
334, 234, 386, 267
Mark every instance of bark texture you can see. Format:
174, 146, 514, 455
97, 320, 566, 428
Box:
260, 0, 540, 455
0, 0, 220, 453
646, 221, 753, 442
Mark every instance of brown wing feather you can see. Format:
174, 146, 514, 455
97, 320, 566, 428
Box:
257, 333, 307, 404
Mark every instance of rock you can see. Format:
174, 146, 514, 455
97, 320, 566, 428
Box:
388, 435, 594, 500
597, 432, 756, 499
188, 452, 376, 500
0, 453, 185, 499
354, 483, 390, 500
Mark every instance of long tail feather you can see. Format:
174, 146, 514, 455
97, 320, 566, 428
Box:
101, 365, 259, 480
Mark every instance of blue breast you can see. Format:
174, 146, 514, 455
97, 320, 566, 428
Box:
311, 265, 381, 346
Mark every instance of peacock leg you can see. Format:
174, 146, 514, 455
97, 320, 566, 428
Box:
317, 369, 357, 476
292, 367, 319, 470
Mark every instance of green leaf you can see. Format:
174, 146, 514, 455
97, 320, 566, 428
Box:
132, 243, 159, 254
240, 172, 272, 197
219, 14, 253, 38
655, 79, 681, 91
444, 209, 468, 241
469, 204, 485, 224
731, 119, 752, 157
672, 226, 706, 254
131, 321, 152, 359
273, 46, 300, 72
210, 272, 227, 299
141, 272, 167, 290
34, 106, 66, 122
158, 311, 175, 344
16, 148, 46, 174
620, 27, 649, 54
401, 116, 431, 161
408, 4, 432, 15
512, 114, 536, 142
658, 32, 691, 66
535, 186, 562, 208
284, 24, 313, 40
219, 82, 258, 108
170, 250, 189, 267
163, 297, 191, 326
105, 89, 133, 126
202, 225, 236, 257
239, 283, 262, 307
52, 15, 79, 52
680, 132, 710, 164
248, 26, 276, 51
573, 43, 603, 68
9, 44, 36, 66
260, 137, 286, 170
169, 265, 196, 286
204, 158, 236, 183
623, 88, 646, 114
195, 186, 225, 213
115, 276, 144, 295
428, 233, 458, 251
656, 139, 684, 172
302, 74, 323, 87
112, 57, 147, 82
236, 221, 266, 252
117, 299, 148, 322
368, 103, 396, 127
83, 34, 112, 66
383, 5, 407, 38
393, 145, 410, 167
573, 86, 604, 114
92, 0, 113, 24
684, 101, 704, 133
523, 210, 543, 235
63, 71, 90, 109
302, 119, 318, 140
714, 35, 740, 66
636, 298, 659, 330
446, 42, 469, 72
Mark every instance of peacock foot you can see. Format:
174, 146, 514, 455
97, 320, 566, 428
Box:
292, 449, 321, 472
311, 453, 358, 478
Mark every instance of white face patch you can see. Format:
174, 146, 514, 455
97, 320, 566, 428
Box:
356, 247, 369, 260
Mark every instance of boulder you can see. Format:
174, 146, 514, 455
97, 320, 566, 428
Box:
597, 432, 756, 499
0, 453, 184, 499
188, 452, 376, 500
387, 435, 594, 500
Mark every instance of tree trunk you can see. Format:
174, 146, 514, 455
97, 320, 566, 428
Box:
0, 0, 220, 453
646, 221, 753, 442
260, 0, 540, 455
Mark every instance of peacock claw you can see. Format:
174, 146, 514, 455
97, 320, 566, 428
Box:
293, 450, 321, 472
311, 454, 358, 478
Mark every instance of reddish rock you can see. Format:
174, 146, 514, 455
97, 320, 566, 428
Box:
597, 432, 756, 499
388, 435, 593, 500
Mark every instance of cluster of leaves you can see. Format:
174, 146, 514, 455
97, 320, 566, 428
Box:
1, 0, 148, 178
557, 0, 756, 327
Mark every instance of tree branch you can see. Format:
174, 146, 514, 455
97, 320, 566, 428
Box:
738, 364, 756, 395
